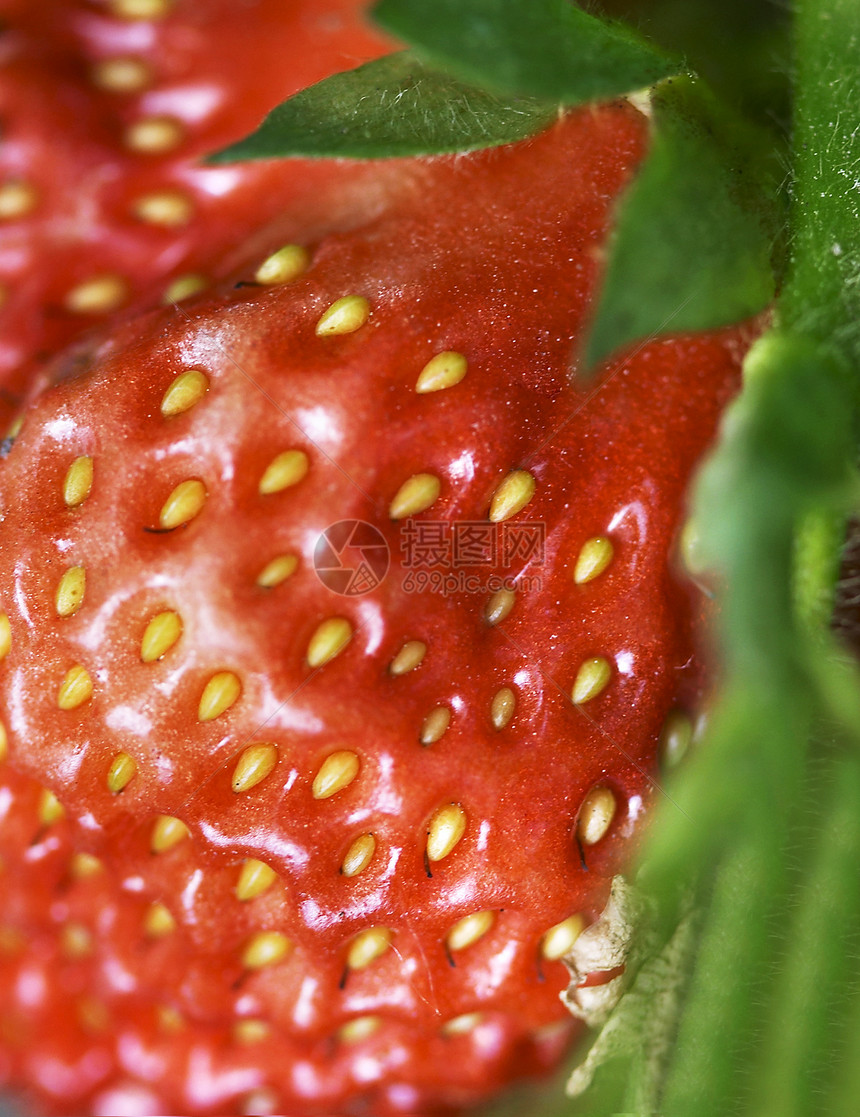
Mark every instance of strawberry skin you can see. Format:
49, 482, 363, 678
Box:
0, 0, 393, 423
0, 103, 749, 1115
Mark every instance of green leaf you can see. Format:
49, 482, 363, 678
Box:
781, 0, 860, 361
207, 52, 557, 162
594, 0, 791, 132
746, 754, 860, 1117
583, 75, 778, 370
372, 0, 681, 103
659, 820, 795, 1115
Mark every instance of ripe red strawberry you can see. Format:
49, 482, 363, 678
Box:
0, 101, 750, 1115
0, 0, 393, 423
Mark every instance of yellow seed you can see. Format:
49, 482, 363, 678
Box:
198, 671, 242, 721
346, 927, 392, 970
106, 751, 137, 794
577, 786, 617, 846
65, 274, 128, 315
241, 931, 292, 970
159, 478, 207, 530
232, 743, 278, 793
38, 788, 65, 826
679, 517, 705, 577
485, 586, 516, 626
124, 115, 184, 154
150, 814, 189, 854
133, 189, 193, 227
0, 719, 7, 763
57, 664, 93, 710
446, 910, 495, 952
574, 536, 615, 584
415, 351, 468, 394
160, 369, 209, 417
256, 554, 298, 588
426, 803, 467, 863
0, 613, 10, 660
571, 657, 612, 705
61, 922, 93, 959
157, 1005, 185, 1033
315, 295, 370, 337
70, 852, 103, 879
389, 473, 441, 520
5, 415, 23, 443
235, 859, 278, 901
339, 1016, 381, 1044
109, 0, 173, 16
258, 450, 309, 495
140, 610, 183, 662
488, 469, 536, 522
144, 902, 176, 937
55, 566, 86, 618
442, 1012, 482, 1036
389, 640, 426, 676
341, 833, 376, 878
163, 273, 207, 303
312, 750, 360, 800
0, 180, 38, 220
541, 914, 586, 961
91, 56, 152, 93
234, 1019, 270, 1045
63, 456, 94, 507
420, 706, 450, 746
660, 709, 694, 768
306, 617, 352, 668
490, 687, 516, 730
254, 244, 310, 286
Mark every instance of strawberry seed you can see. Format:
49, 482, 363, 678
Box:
426, 803, 467, 863
315, 295, 370, 337
231, 743, 278, 793
341, 833, 376, 878
346, 926, 392, 970
241, 931, 292, 970
63, 457, 94, 507
255, 245, 310, 286
312, 750, 360, 800
415, 351, 467, 394
446, 911, 495, 952
235, 859, 278, 901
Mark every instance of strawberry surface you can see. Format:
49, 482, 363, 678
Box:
0, 103, 749, 1115
0, 0, 393, 423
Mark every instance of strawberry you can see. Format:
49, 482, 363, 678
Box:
0, 98, 751, 1115
0, 0, 393, 423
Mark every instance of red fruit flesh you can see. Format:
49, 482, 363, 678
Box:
0, 105, 748, 1114
0, 0, 394, 422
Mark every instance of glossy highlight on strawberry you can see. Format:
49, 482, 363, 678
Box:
0, 97, 752, 1115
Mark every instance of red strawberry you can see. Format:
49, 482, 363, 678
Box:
0, 102, 750, 1115
0, 0, 393, 422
